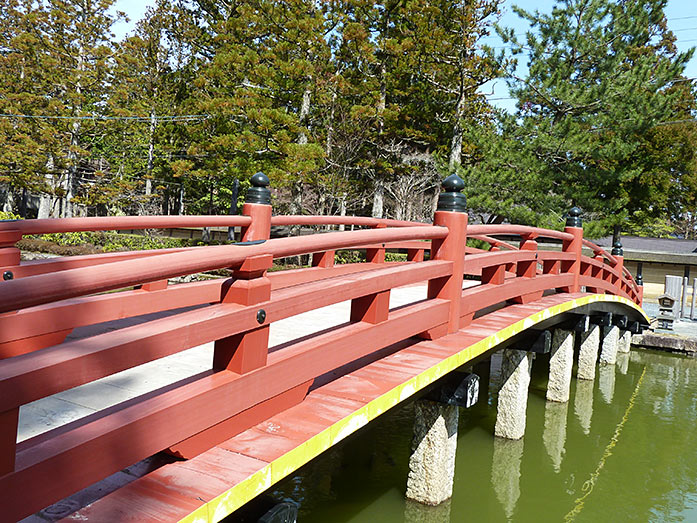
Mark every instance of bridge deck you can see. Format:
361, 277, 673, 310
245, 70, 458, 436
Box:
49, 292, 643, 522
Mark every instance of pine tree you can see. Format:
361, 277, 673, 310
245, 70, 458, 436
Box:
0, 0, 62, 215
487, 0, 694, 234
34, 0, 122, 217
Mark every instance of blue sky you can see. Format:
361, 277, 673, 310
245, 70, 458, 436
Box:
112, 0, 697, 113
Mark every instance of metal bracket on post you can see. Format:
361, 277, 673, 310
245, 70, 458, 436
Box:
425, 372, 480, 409
627, 320, 644, 334
508, 329, 551, 354
590, 312, 612, 327
612, 314, 628, 329
557, 313, 590, 333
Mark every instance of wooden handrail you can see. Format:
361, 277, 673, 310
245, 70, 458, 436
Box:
467, 224, 574, 242
0, 215, 253, 235
0, 226, 447, 313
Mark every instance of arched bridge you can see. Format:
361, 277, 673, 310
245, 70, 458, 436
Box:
0, 174, 647, 521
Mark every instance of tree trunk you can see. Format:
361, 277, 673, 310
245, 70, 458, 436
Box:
65, 36, 86, 218
298, 87, 311, 145
372, 177, 384, 218
339, 193, 347, 231
145, 107, 156, 197
1, 187, 14, 214
448, 84, 467, 171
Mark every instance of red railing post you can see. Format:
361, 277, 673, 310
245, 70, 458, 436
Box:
561, 207, 583, 293
239, 173, 272, 243
422, 174, 467, 338
611, 240, 624, 295
0, 226, 20, 472
636, 272, 644, 305
169, 173, 286, 459
510, 233, 542, 304
351, 224, 389, 323
312, 250, 335, 268
0, 226, 22, 281
214, 172, 272, 374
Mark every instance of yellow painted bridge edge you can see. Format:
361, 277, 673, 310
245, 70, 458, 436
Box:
180, 294, 646, 523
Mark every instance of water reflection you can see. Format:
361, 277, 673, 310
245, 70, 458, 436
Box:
403, 498, 451, 523
598, 364, 616, 404
491, 437, 524, 519
574, 379, 594, 435
617, 352, 630, 375
543, 401, 568, 472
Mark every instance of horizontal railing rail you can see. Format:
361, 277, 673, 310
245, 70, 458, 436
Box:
0, 226, 447, 314
0, 215, 253, 234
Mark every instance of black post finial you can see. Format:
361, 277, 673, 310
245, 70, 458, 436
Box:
566, 207, 582, 228
436, 173, 466, 213
611, 240, 623, 256
246, 172, 271, 205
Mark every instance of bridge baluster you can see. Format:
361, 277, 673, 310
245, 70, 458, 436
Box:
611, 241, 624, 293
636, 273, 644, 303
510, 233, 542, 304
0, 227, 21, 279
311, 250, 335, 268
422, 174, 468, 338
561, 206, 583, 293
407, 247, 425, 262
213, 172, 273, 375
351, 224, 389, 323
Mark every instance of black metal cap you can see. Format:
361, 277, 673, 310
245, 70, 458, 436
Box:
436, 173, 467, 213
565, 207, 582, 228
636, 274, 643, 286
611, 240, 623, 256
246, 172, 271, 205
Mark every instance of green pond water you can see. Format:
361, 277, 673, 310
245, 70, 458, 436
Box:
264, 349, 697, 522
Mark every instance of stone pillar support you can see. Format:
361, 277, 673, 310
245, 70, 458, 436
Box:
618, 329, 631, 354
577, 325, 601, 380
599, 325, 620, 365
406, 400, 459, 505
494, 349, 534, 440
547, 329, 574, 403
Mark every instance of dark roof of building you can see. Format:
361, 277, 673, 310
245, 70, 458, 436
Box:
595, 236, 697, 254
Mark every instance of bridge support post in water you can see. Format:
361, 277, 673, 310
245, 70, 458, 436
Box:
618, 329, 631, 354
577, 324, 601, 380
495, 349, 534, 440
406, 400, 459, 505
600, 325, 620, 365
547, 329, 574, 403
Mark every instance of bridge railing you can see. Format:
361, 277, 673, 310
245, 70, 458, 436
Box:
0, 173, 643, 521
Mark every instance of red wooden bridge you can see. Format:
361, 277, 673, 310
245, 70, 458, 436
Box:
0, 174, 646, 522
